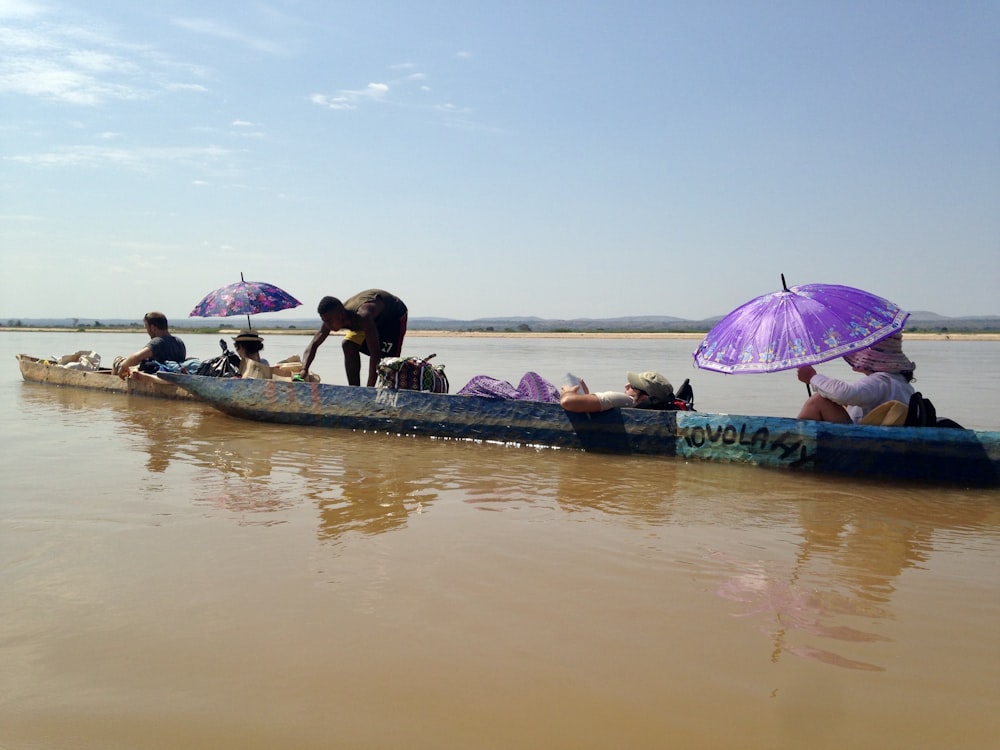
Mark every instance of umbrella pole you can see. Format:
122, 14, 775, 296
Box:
246, 313, 252, 330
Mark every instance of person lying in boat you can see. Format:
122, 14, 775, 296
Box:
114, 311, 187, 379
560, 371, 694, 413
796, 333, 915, 424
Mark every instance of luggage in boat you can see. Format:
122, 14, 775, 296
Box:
195, 340, 241, 378
377, 354, 449, 393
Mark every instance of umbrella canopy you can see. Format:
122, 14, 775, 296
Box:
189, 273, 302, 329
693, 276, 909, 375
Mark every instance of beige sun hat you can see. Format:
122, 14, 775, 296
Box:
626, 371, 674, 402
860, 400, 909, 427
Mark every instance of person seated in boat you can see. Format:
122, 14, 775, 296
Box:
796, 333, 915, 424
560, 371, 693, 413
114, 311, 187, 379
300, 290, 408, 387
231, 329, 298, 378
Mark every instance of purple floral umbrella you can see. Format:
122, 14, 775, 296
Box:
189, 273, 302, 329
693, 275, 909, 376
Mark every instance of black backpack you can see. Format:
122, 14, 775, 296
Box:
194, 339, 241, 378
905, 392, 964, 429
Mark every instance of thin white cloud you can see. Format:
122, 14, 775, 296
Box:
0, 6, 210, 105
310, 63, 486, 129
310, 82, 389, 111
433, 103, 471, 116
7, 144, 230, 170
166, 82, 208, 93
171, 17, 286, 55
0, 0, 45, 21
0, 48, 149, 105
66, 48, 137, 75
105, 245, 177, 260
229, 119, 264, 138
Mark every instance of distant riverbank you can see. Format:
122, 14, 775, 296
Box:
3, 327, 998, 341
407, 331, 1000, 341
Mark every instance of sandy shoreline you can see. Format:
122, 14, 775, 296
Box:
3, 328, 999, 341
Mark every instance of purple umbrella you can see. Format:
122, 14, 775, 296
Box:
693, 275, 909, 376
189, 273, 302, 329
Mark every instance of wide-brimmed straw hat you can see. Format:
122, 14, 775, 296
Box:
860, 399, 909, 427
626, 371, 674, 402
232, 329, 263, 344
843, 333, 915, 374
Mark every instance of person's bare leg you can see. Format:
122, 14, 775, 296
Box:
128, 370, 171, 386
798, 394, 851, 422
342, 341, 362, 386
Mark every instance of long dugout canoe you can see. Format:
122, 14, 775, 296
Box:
17, 354, 194, 401
157, 373, 1000, 487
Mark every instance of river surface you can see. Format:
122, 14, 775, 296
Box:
2, 331, 999, 749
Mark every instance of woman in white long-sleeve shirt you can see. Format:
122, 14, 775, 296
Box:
796, 333, 916, 423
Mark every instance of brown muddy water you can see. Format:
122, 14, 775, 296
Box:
2, 332, 999, 749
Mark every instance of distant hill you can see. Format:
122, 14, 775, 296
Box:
903, 312, 1000, 331
406, 315, 697, 332
908, 310, 950, 321
4, 312, 999, 333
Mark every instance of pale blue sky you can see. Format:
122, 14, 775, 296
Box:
2, 0, 998, 323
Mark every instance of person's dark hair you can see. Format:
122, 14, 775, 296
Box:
144, 311, 168, 328
236, 340, 264, 355
317, 296, 343, 315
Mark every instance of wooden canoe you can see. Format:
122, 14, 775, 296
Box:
17, 354, 195, 401
157, 372, 1000, 487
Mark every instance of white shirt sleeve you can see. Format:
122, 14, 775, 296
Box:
809, 372, 909, 424
594, 391, 636, 410
808, 372, 890, 406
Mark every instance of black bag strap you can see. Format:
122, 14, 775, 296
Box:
906, 392, 927, 427
905, 391, 963, 428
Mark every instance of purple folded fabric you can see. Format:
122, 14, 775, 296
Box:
515, 372, 560, 403
458, 372, 560, 403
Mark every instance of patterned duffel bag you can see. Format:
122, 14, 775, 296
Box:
377, 353, 449, 393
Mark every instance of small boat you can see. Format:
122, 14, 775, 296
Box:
157, 372, 1000, 487
16, 354, 194, 401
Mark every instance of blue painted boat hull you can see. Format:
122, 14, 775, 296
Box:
158, 373, 1000, 487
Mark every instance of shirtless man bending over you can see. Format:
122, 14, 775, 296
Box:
300, 290, 408, 387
